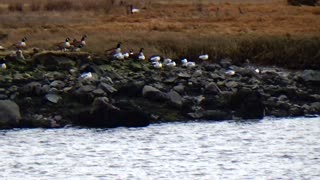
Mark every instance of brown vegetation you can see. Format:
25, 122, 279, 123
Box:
0, 0, 319, 69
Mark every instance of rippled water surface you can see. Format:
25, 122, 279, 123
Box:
1, 117, 319, 179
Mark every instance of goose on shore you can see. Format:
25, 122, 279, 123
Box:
56, 37, 71, 51
71, 44, 84, 52
12, 37, 27, 49
105, 42, 122, 54
71, 35, 87, 48
199, 54, 209, 61
132, 48, 145, 60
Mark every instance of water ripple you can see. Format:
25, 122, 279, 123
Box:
0, 117, 319, 179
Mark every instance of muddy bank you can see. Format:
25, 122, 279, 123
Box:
0, 51, 319, 129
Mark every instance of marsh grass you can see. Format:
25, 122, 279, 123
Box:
151, 35, 320, 69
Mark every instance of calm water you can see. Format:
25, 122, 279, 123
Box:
0, 117, 319, 179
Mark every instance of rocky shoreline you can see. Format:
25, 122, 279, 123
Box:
0, 51, 320, 129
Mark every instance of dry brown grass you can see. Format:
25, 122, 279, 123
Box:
0, 0, 319, 69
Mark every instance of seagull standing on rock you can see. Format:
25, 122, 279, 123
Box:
181, 58, 196, 67
199, 54, 209, 61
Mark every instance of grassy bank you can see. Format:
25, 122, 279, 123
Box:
151, 34, 320, 69
0, 0, 319, 69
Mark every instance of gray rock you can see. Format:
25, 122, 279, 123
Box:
225, 81, 239, 88
205, 82, 221, 94
20, 82, 43, 95
173, 84, 185, 94
167, 90, 182, 107
142, 85, 168, 101
92, 88, 106, 96
13, 73, 24, 81
0, 100, 21, 128
164, 77, 177, 83
193, 70, 203, 77
99, 83, 117, 94
278, 95, 288, 101
177, 72, 191, 78
50, 80, 65, 89
300, 70, 320, 83
8, 85, 18, 93
45, 94, 62, 104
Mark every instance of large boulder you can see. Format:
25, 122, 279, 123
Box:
0, 100, 21, 128
33, 52, 76, 70
299, 70, 320, 84
72, 97, 150, 128
142, 85, 168, 101
232, 89, 265, 119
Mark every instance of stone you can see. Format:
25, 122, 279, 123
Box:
99, 83, 117, 93
142, 85, 168, 101
300, 70, 320, 83
193, 70, 203, 77
50, 80, 65, 89
167, 90, 182, 107
45, 94, 62, 104
72, 98, 150, 128
177, 72, 191, 78
225, 81, 239, 88
173, 84, 185, 94
20, 82, 43, 95
0, 100, 21, 128
92, 88, 106, 96
204, 82, 221, 94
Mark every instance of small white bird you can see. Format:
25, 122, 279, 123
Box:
181, 58, 188, 64
0, 45, 5, 51
0, 63, 6, 69
199, 54, 209, 61
149, 55, 161, 62
113, 52, 125, 60
130, 5, 140, 14
163, 58, 172, 64
152, 62, 162, 69
225, 69, 236, 76
166, 61, 176, 67
181, 58, 196, 67
80, 72, 93, 79
255, 68, 260, 74
123, 52, 129, 59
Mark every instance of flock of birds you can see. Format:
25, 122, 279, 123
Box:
104, 42, 211, 69
0, 36, 261, 78
0, 35, 211, 71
